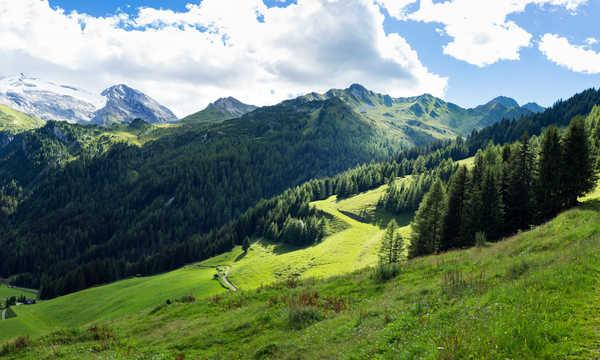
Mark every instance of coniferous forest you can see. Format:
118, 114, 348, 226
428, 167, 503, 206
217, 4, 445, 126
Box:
1, 89, 600, 299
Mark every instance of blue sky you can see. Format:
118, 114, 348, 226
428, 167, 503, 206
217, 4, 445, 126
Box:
1, 0, 599, 115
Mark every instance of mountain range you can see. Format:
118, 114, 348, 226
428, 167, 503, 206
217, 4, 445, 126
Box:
0, 75, 544, 136
0, 74, 177, 125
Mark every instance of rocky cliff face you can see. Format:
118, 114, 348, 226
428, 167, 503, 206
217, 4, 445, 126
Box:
92, 84, 178, 125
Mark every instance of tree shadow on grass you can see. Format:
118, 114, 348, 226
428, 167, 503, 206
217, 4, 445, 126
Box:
582, 198, 600, 211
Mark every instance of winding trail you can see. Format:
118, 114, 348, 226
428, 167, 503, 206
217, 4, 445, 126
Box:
1, 308, 6, 321
218, 267, 237, 292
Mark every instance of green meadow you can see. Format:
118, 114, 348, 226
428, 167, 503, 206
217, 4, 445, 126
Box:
2, 178, 600, 359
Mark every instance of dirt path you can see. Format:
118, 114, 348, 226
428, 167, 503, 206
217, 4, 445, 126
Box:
1, 308, 6, 321
218, 266, 237, 292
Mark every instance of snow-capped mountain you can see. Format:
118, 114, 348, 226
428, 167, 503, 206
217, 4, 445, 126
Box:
92, 84, 177, 125
0, 74, 104, 124
0, 74, 177, 125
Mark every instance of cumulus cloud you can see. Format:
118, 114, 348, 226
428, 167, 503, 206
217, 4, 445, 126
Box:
0, 0, 447, 117
539, 33, 600, 74
379, 0, 588, 67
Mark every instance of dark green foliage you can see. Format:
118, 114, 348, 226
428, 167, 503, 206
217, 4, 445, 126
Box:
413, 116, 598, 258
561, 116, 598, 207
409, 180, 446, 258
535, 126, 563, 221
441, 166, 468, 251
506, 135, 535, 230
371, 262, 403, 283
286, 306, 324, 330
242, 237, 250, 252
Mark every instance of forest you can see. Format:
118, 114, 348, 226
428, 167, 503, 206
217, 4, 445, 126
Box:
4, 89, 600, 299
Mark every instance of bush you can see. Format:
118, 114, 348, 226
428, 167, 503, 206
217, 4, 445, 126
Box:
178, 295, 196, 303
0, 336, 30, 356
371, 263, 402, 283
286, 306, 324, 330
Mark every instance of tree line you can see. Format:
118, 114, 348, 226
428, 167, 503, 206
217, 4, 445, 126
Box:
409, 116, 598, 257
9, 89, 600, 299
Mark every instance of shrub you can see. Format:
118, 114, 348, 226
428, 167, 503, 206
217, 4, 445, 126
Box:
286, 306, 324, 330
178, 295, 196, 303
371, 263, 402, 283
0, 336, 30, 356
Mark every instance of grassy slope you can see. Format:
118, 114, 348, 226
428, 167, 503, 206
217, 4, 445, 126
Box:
0, 180, 399, 343
0, 267, 224, 343
3, 192, 600, 358
0, 105, 44, 134
0, 286, 36, 300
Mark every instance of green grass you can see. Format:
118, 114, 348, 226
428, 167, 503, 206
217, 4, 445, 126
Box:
3, 181, 600, 358
0, 266, 224, 344
0, 286, 37, 301
4, 196, 600, 359
0, 105, 44, 134
0, 181, 396, 343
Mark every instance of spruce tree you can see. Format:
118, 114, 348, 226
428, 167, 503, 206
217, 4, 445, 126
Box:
441, 166, 468, 251
480, 168, 504, 240
506, 134, 535, 230
392, 232, 405, 263
379, 219, 398, 264
535, 125, 563, 220
242, 236, 250, 252
409, 180, 446, 258
561, 116, 597, 207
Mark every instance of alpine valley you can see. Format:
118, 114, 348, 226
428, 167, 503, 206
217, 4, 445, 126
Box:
4, 75, 600, 360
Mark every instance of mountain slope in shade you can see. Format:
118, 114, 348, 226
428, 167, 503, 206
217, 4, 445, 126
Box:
0, 74, 103, 124
182, 97, 257, 124
92, 84, 178, 125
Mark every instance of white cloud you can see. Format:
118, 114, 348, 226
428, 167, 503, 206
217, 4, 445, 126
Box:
0, 0, 447, 117
380, 0, 588, 67
585, 37, 598, 45
539, 33, 600, 74
375, 0, 416, 20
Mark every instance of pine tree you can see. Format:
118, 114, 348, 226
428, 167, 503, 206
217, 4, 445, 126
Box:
535, 125, 563, 220
441, 166, 468, 251
409, 180, 446, 258
561, 116, 597, 207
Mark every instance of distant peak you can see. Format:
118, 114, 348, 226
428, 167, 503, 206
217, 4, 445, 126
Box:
347, 83, 369, 93
522, 102, 545, 113
487, 96, 519, 108
207, 96, 257, 117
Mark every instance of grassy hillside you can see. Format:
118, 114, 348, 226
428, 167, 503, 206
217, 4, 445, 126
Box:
0, 105, 45, 135
0, 180, 402, 343
0, 285, 36, 301
2, 187, 599, 358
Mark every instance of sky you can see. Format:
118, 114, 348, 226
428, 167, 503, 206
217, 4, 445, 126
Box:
0, 0, 599, 117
